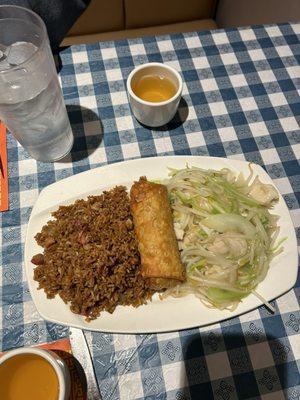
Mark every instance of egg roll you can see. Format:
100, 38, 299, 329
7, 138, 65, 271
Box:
130, 177, 185, 291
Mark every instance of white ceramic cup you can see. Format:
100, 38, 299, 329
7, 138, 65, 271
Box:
0, 347, 71, 400
127, 62, 183, 127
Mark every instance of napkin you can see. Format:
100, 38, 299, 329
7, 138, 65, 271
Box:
0, 122, 8, 212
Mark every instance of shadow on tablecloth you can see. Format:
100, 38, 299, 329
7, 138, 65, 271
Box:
138, 97, 189, 132
58, 104, 103, 163
182, 330, 289, 400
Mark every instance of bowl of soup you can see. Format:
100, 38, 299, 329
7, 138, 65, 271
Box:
0, 347, 70, 400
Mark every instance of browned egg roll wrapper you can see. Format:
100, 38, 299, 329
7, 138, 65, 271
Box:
130, 177, 186, 291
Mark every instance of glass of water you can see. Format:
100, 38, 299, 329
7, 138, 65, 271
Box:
0, 5, 73, 162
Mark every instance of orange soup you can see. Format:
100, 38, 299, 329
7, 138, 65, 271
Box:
0, 353, 59, 400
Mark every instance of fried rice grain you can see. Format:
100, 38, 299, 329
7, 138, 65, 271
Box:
32, 186, 154, 321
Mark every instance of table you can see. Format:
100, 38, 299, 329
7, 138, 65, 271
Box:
1, 22, 299, 399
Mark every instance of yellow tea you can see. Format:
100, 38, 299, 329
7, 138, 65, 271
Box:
0, 353, 59, 400
132, 74, 177, 102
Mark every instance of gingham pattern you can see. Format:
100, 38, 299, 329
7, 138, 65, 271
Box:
1, 23, 299, 399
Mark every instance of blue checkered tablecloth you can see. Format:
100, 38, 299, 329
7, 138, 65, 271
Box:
1, 22, 300, 399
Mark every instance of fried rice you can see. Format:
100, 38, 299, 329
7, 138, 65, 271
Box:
31, 186, 153, 321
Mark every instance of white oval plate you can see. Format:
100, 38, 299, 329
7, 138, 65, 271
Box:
24, 156, 298, 333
